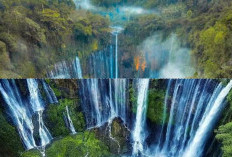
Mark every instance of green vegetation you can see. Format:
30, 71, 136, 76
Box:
0, 0, 231, 77
46, 132, 111, 157
189, 9, 232, 77
0, 109, 24, 157
147, 80, 166, 124
216, 122, 232, 157
147, 89, 165, 124
0, 0, 110, 78
128, 83, 137, 113
21, 149, 41, 157
45, 98, 85, 137
215, 89, 232, 157
120, 0, 232, 78
123, 14, 165, 45
21, 132, 111, 157
44, 80, 86, 137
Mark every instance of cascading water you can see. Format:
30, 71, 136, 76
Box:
0, 79, 231, 156
27, 79, 52, 147
183, 80, 232, 157
46, 1, 164, 78
0, 79, 56, 152
47, 56, 83, 78
65, 106, 76, 134
86, 50, 112, 78
0, 80, 36, 150
79, 79, 127, 128
85, 26, 123, 78
132, 79, 150, 156
78, 79, 231, 157
42, 80, 58, 104
47, 61, 71, 78
149, 79, 232, 157
73, 56, 83, 78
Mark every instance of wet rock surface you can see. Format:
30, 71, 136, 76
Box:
94, 117, 131, 155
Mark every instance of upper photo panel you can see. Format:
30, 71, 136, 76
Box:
0, 0, 231, 78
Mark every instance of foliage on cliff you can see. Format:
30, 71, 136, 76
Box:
0, 0, 110, 78
147, 80, 166, 124
121, 0, 232, 77
45, 98, 85, 137
216, 122, 232, 157
45, 80, 85, 137
216, 89, 232, 157
22, 132, 111, 157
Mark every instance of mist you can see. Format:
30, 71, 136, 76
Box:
139, 33, 195, 78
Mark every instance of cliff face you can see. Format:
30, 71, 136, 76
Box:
94, 117, 131, 155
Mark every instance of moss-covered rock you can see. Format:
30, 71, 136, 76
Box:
94, 118, 130, 155
46, 132, 111, 157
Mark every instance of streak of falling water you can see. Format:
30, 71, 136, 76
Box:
132, 79, 150, 156
65, 106, 77, 134
27, 79, 52, 147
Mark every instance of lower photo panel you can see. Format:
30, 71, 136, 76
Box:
0, 79, 231, 157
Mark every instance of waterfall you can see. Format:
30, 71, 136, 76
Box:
65, 106, 76, 134
115, 33, 118, 78
47, 61, 71, 78
0, 80, 36, 150
27, 79, 52, 147
150, 79, 231, 157
111, 26, 123, 78
37, 110, 52, 147
1, 79, 229, 157
132, 79, 150, 156
0, 79, 53, 150
27, 79, 45, 112
74, 56, 83, 78
42, 80, 58, 104
86, 26, 123, 78
110, 45, 114, 78
87, 50, 111, 78
79, 79, 127, 128
47, 26, 123, 78
47, 56, 82, 78
183, 80, 232, 157
112, 79, 127, 121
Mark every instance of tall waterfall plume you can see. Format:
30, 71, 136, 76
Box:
132, 79, 150, 156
